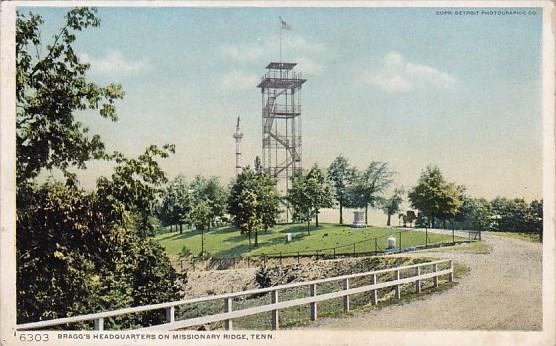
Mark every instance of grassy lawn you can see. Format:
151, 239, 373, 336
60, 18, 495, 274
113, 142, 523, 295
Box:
443, 241, 491, 254
487, 231, 541, 243
155, 223, 465, 260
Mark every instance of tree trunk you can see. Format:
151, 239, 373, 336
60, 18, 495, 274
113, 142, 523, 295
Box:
248, 230, 252, 247
307, 221, 310, 235
365, 205, 368, 225
179, 223, 183, 234
315, 209, 319, 227
387, 213, 391, 226
255, 229, 259, 247
339, 201, 343, 224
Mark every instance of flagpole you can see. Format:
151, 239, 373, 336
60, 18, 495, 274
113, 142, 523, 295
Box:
279, 23, 282, 64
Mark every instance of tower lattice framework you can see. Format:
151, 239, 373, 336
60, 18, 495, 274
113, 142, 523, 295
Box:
257, 62, 306, 200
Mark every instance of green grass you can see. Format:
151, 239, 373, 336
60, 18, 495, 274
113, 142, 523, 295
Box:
488, 231, 541, 243
155, 223, 465, 260
444, 241, 491, 254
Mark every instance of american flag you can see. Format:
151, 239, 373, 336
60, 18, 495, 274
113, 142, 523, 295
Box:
279, 16, 291, 30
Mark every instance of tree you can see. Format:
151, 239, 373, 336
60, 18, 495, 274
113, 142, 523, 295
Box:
408, 166, 463, 228
158, 175, 192, 233
349, 162, 395, 225
288, 165, 334, 233
327, 155, 356, 224
16, 8, 124, 187
190, 200, 211, 256
456, 197, 492, 231
528, 199, 543, 241
16, 8, 182, 327
190, 176, 228, 228
228, 167, 280, 247
382, 188, 404, 226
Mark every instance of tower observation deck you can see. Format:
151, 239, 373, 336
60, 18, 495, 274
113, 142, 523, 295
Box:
257, 62, 306, 204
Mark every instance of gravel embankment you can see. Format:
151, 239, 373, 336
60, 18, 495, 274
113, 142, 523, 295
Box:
301, 234, 542, 331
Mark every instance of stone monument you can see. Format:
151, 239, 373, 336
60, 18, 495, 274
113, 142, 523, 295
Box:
351, 210, 366, 228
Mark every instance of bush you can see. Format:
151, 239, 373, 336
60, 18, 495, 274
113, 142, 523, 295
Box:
255, 266, 272, 289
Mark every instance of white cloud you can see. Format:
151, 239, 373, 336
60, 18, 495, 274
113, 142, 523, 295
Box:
364, 51, 456, 93
221, 45, 264, 61
80, 50, 150, 75
220, 70, 260, 90
295, 56, 323, 75
219, 34, 326, 75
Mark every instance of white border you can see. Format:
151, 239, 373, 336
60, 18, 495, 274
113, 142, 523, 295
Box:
1, 1, 554, 346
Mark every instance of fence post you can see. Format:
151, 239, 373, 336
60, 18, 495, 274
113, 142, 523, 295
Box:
297, 252, 300, 264
342, 278, 350, 312
224, 297, 233, 330
370, 274, 377, 305
399, 232, 402, 252
165, 306, 175, 323
448, 260, 454, 282
415, 266, 421, 293
333, 248, 336, 259
263, 255, 267, 267
433, 263, 438, 288
425, 228, 428, 248
271, 290, 279, 330
309, 284, 317, 321
180, 259, 183, 272
94, 318, 104, 331
395, 270, 401, 299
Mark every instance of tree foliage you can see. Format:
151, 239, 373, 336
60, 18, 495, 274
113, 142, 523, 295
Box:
16, 8, 182, 327
288, 165, 334, 233
348, 162, 395, 225
228, 167, 280, 247
190, 175, 228, 228
408, 166, 463, 228
16, 8, 124, 186
327, 155, 357, 224
158, 175, 192, 233
382, 188, 404, 226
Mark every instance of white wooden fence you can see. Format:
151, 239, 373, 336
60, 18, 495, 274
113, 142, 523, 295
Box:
16, 259, 453, 331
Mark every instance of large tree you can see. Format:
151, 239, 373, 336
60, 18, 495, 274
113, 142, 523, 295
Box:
349, 162, 395, 225
327, 155, 356, 224
408, 166, 463, 228
228, 167, 280, 247
190, 175, 228, 228
288, 165, 334, 233
382, 188, 404, 226
158, 175, 192, 233
16, 8, 182, 327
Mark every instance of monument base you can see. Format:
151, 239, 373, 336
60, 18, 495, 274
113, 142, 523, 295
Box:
351, 210, 367, 228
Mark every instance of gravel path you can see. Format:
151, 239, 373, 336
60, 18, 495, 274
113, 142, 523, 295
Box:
301, 234, 542, 331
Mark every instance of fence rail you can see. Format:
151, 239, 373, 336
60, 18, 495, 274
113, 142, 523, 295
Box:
173, 230, 474, 271
16, 259, 453, 331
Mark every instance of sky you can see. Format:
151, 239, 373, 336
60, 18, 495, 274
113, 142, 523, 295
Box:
24, 6, 544, 213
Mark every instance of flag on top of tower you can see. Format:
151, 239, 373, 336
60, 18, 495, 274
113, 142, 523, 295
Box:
279, 16, 291, 30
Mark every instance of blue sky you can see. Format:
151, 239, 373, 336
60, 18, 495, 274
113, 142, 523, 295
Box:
25, 6, 543, 202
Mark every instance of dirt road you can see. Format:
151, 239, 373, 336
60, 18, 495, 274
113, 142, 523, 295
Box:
302, 234, 542, 331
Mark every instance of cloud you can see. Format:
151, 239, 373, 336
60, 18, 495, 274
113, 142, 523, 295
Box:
80, 50, 150, 75
219, 34, 326, 75
364, 51, 456, 93
221, 45, 264, 62
220, 70, 260, 90
295, 56, 323, 75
